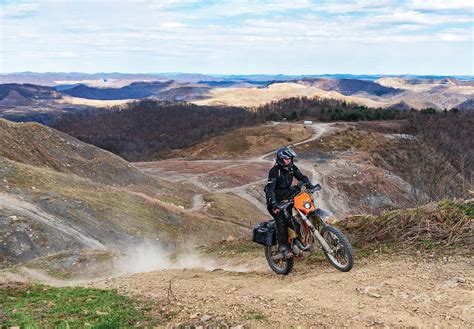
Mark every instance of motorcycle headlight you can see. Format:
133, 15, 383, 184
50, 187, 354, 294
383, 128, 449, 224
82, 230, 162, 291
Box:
304, 202, 311, 209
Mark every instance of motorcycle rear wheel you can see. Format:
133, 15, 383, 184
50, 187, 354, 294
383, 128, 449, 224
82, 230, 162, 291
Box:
320, 225, 354, 272
265, 244, 294, 275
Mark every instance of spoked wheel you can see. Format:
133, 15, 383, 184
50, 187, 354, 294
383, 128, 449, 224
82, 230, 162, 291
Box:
264, 244, 294, 275
320, 225, 354, 272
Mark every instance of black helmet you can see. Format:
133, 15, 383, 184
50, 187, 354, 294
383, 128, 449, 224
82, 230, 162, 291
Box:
276, 146, 296, 167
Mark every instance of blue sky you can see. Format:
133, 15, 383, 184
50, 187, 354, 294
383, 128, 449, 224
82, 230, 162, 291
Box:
1, 0, 473, 75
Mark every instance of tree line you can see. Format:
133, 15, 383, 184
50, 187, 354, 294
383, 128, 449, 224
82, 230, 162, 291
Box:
253, 96, 400, 121
52, 97, 470, 163
53, 99, 262, 161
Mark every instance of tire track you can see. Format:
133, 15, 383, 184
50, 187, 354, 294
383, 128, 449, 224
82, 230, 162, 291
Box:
0, 193, 104, 249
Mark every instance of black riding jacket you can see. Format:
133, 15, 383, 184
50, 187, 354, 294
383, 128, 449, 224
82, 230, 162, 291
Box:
264, 162, 311, 205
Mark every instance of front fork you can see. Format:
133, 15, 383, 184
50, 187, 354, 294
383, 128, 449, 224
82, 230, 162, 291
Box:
295, 209, 333, 255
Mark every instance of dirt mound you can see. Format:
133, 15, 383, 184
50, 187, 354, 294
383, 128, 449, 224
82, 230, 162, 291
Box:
0, 119, 152, 186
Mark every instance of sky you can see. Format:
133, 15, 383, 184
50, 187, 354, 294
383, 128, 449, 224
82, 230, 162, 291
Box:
0, 0, 473, 75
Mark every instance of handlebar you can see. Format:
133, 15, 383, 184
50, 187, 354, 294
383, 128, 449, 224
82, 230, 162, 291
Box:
275, 183, 322, 211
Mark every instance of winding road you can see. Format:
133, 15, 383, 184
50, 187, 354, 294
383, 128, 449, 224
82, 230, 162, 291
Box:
137, 122, 338, 224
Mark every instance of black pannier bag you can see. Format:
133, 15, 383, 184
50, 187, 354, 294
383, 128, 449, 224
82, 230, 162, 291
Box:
252, 220, 276, 246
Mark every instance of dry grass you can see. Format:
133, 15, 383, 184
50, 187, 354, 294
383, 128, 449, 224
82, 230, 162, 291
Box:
295, 126, 393, 153
339, 200, 473, 254
172, 123, 311, 159
57, 96, 132, 107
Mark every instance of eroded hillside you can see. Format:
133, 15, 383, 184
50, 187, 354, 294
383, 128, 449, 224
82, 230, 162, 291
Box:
0, 120, 254, 270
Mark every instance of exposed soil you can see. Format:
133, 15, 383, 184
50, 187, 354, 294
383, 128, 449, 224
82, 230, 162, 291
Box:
89, 253, 474, 328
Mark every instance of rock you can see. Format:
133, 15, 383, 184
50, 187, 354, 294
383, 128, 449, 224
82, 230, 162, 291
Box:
190, 313, 199, 319
201, 314, 211, 322
230, 326, 245, 329
360, 286, 382, 298
368, 292, 382, 298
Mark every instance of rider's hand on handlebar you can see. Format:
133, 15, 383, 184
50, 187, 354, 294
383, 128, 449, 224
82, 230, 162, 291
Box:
312, 183, 322, 191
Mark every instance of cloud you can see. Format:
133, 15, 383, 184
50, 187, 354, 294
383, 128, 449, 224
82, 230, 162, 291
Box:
0, 2, 39, 19
367, 9, 472, 26
408, 0, 473, 11
1, 0, 472, 74
313, 0, 397, 14
192, 0, 313, 17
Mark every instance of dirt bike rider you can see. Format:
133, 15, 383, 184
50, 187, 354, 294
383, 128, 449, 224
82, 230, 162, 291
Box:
265, 146, 319, 257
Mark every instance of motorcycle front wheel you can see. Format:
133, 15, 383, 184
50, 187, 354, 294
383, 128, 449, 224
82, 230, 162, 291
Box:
264, 244, 294, 275
320, 225, 354, 272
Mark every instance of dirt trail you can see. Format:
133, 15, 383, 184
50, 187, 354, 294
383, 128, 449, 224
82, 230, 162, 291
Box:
89, 254, 473, 327
138, 122, 339, 217
0, 193, 104, 249
252, 123, 332, 162
293, 123, 338, 214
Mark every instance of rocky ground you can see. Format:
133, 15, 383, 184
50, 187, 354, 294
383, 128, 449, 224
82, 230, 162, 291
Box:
88, 252, 473, 328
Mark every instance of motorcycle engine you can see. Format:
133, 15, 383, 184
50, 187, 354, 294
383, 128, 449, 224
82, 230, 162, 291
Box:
292, 243, 302, 256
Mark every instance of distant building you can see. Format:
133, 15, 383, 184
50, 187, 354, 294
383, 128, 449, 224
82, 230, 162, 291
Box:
304, 120, 313, 125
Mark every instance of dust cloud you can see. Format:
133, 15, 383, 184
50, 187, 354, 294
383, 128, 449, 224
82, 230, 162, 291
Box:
113, 242, 249, 274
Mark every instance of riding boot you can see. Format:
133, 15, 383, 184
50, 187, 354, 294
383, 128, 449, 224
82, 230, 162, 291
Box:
275, 216, 291, 257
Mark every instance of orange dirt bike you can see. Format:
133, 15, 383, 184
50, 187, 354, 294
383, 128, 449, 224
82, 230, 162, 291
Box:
253, 181, 354, 275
